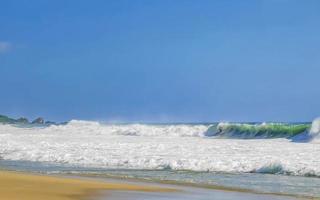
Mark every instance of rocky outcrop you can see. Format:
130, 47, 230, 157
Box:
31, 117, 45, 124
16, 117, 29, 124
0, 114, 57, 125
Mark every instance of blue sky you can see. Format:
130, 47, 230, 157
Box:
0, 0, 319, 122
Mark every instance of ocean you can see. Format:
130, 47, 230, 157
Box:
0, 119, 319, 198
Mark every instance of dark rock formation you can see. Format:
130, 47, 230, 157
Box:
16, 117, 29, 124
0, 114, 58, 125
32, 117, 45, 124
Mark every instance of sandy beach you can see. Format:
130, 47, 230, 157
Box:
0, 170, 172, 200
0, 170, 307, 200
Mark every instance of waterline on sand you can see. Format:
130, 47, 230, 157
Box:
0, 170, 172, 200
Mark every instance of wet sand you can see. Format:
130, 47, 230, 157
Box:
0, 170, 308, 200
0, 170, 172, 200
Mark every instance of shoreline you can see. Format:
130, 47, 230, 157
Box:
0, 170, 174, 200
0, 169, 315, 200
65, 172, 317, 200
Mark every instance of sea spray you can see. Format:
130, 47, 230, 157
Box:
0, 120, 319, 176
309, 118, 320, 142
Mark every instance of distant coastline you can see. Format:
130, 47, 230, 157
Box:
0, 114, 58, 125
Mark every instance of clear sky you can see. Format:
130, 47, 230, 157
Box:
0, 0, 319, 122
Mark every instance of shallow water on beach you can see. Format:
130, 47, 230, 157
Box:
1, 160, 319, 198
97, 189, 299, 200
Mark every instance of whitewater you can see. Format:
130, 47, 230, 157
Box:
0, 119, 319, 176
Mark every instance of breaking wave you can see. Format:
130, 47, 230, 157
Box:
44, 120, 312, 139
205, 122, 310, 139
0, 118, 319, 176
309, 118, 320, 140
47, 120, 210, 137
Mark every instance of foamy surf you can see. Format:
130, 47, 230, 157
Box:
309, 118, 320, 141
0, 118, 319, 176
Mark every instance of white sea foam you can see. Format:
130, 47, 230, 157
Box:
0, 120, 319, 176
309, 118, 320, 142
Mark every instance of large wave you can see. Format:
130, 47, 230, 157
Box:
46, 120, 210, 137
205, 122, 310, 139
42, 120, 312, 139
0, 118, 319, 176
1, 118, 313, 139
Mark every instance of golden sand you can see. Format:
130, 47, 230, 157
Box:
0, 170, 172, 200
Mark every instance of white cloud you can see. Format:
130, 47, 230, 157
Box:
0, 41, 12, 53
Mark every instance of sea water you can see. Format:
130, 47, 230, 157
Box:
0, 119, 319, 197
